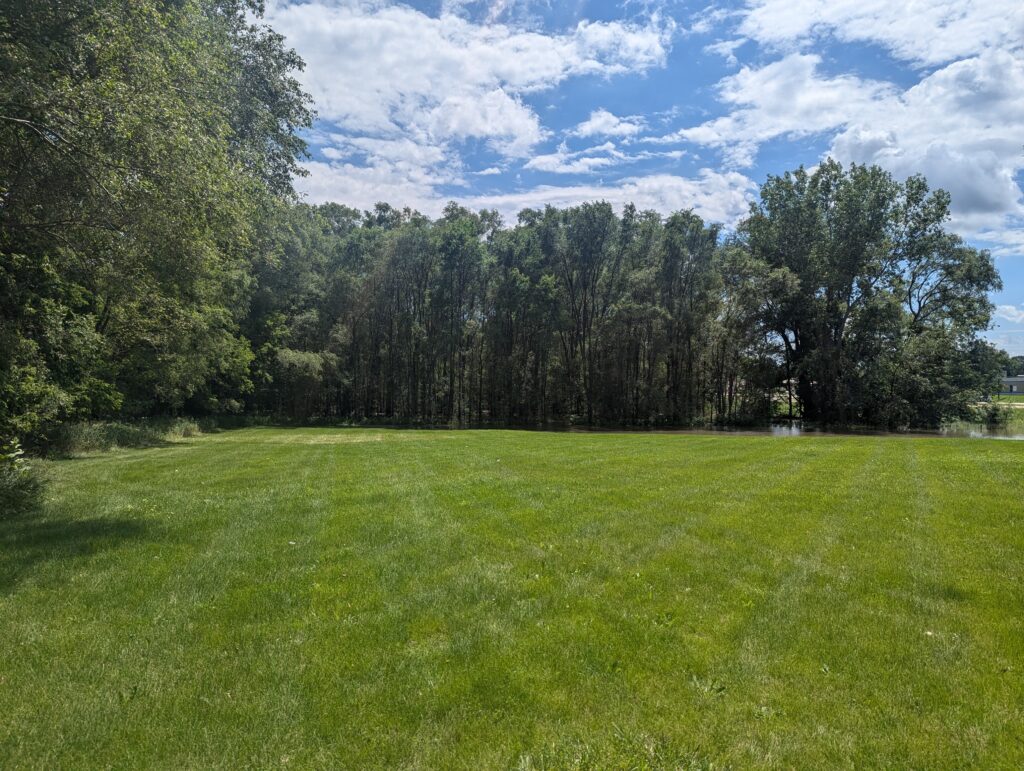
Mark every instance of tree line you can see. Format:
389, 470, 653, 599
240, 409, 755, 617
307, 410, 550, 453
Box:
1, 0, 1010, 447
245, 170, 1004, 429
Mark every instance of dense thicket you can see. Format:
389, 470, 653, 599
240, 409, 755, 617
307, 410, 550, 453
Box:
0, 5, 1007, 443
243, 166, 1003, 429
0, 0, 311, 442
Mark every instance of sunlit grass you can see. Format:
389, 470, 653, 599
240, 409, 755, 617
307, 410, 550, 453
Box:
2, 428, 1022, 767
993, 393, 1024, 403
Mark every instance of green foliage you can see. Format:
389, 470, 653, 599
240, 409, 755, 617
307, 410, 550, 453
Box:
0, 438, 43, 516
242, 167, 1001, 429
743, 161, 1001, 427
0, 0, 311, 441
245, 199, 776, 425
0, 0, 1006, 434
967, 402, 1012, 427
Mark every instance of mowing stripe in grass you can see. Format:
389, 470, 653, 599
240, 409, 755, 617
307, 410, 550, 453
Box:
2, 429, 1022, 768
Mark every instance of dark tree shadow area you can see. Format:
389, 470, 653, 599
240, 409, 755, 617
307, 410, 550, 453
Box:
54, 440, 194, 462
0, 514, 162, 593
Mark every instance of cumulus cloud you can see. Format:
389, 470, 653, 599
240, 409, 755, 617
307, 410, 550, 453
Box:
659, 53, 894, 166
571, 108, 646, 138
299, 160, 454, 215
704, 37, 746, 66
975, 227, 1024, 260
299, 161, 756, 225
462, 169, 757, 224
679, 0, 1024, 257
523, 140, 686, 175
663, 49, 1024, 241
266, 1, 673, 155
830, 50, 1024, 232
440, 0, 524, 24
268, 1, 679, 222
737, 0, 1024, 67
525, 142, 620, 174
426, 89, 545, 158
323, 136, 449, 168
995, 305, 1024, 325
275, 0, 1024, 264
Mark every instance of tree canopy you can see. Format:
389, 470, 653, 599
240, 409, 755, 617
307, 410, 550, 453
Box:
1, 0, 311, 439
0, 5, 1007, 441
236, 168, 1002, 429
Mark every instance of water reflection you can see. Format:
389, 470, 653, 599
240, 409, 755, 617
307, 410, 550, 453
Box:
936, 421, 1024, 441
562, 421, 1024, 440
761, 421, 1024, 440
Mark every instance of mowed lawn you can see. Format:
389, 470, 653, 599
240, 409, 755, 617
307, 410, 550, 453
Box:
2, 429, 1023, 768
994, 394, 1024, 404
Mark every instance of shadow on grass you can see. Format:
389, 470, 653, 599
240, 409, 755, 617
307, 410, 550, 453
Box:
44, 423, 180, 458
39, 416, 258, 458
51, 440, 202, 463
0, 514, 161, 593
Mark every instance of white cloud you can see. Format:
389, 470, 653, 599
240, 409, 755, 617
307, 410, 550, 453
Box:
440, 0, 518, 23
267, 2, 673, 156
299, 159, 454, 215
687, 6, 738, 36
829, 50, 1024, 233
277, 0, 1024, 266
268, 1, 677, 223
426, 89, 545, 158
662, 50, 1024, 249
463, 169, 757, 224
524, 140, 687, 174
678, 0, 1024, 258
737, 0, 1024, 67
324, 136, 449, 168
995, 305, 1024, 325
571, 108, 646, 138
975, 227, 1024, 260
299, 161, 756, 226
704, 38, 746, 66
661, 53, 894, 166
525, 142, 620, 174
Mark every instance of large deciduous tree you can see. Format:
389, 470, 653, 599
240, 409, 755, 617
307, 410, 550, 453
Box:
743, 160, 1001, 426
0, 0, 311, 440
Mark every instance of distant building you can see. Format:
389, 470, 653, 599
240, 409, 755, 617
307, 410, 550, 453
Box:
1002, 375, 1024, 393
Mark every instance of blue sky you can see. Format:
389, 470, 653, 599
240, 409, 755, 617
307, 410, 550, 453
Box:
264, 0, 1024, 354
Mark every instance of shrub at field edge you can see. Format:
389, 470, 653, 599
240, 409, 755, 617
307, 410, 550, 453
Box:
0, 438, 44, 517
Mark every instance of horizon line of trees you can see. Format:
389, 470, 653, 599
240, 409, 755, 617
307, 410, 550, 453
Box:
1, 0, 1014, 449
244, 164, 1005, 430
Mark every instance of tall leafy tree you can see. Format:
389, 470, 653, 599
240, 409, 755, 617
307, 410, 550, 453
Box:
0, 0, 311, 439
743, 161, 1001, 425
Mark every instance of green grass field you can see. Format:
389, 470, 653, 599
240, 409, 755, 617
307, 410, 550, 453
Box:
2, 428, 1023, 768
994, 393, 1024, 403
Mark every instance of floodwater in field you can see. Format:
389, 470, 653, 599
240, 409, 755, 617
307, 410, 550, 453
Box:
559, 421, 1024, 441
766, 422, 1024, 441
